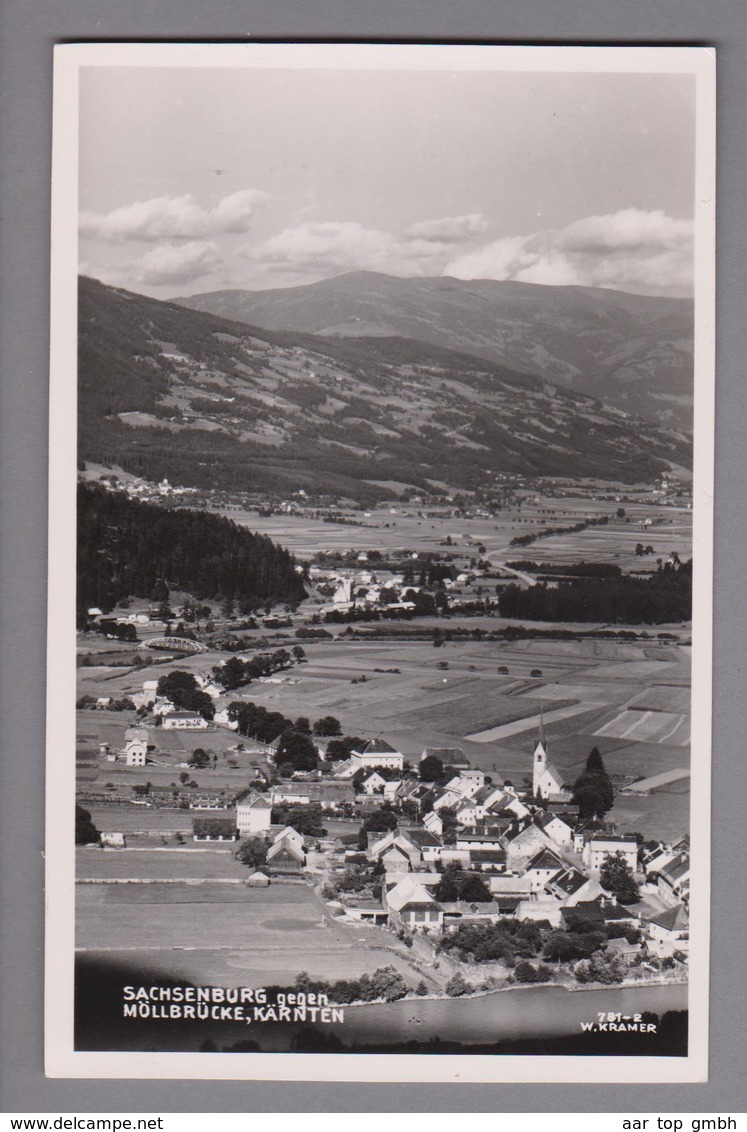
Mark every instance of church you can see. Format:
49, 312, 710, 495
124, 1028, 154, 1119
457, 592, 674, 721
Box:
532, 716, 572, 802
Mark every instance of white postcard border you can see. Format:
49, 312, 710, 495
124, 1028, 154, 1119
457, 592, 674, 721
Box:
45, 41, 716, 1083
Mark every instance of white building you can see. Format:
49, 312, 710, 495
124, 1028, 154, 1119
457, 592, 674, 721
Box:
235, 791, 273, 836
349, 739, 404, 772
162, 711, 209, 730
582, 834, 639, 876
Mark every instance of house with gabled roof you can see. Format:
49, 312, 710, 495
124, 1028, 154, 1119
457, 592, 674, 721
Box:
367, 829, 422, 868
266, 838, 306, 872
423, 810, 443, 836
523, 847, 567, 891
382, 844, 411, 873
647, 903, 689, 957
546, 865, 602, 907
235, 790, 273, 836
454, 797, 480, 828
561, 895, 639, 932
655, 850, 690, 908
582, 833, 638, 876
504, 818, 560, 869
538, 812, 575, 850
467, 848, 507, 872
441, 901, 504, 926
350, 738, 404, 771
357, 770, 388, 795
384, 875, 443, 932
572, 816, 613, 854
515, 897, 564, 927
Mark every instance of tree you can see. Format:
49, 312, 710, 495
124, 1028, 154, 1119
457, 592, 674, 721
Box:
313, 715, 342, 737
585, 746, 606, 775
156, 670, 214, 720
600, 852, 640, 904
325, 735, 364, 762
572, 747, 614, 818
189, 748, 211, 769
150, 578, 170, 603
572, 775, 614, 818
272, 803, 326, 837
275, 730, 318, 772
459, 875, 492, 903
294, 717, 312, 734
419, 754, 444, 782
574, 949, 626, 985
439, 806, 459, 844
236, 837, 268, 868
75, 804, 100, 845
369, 966, 409, 1002
215, 656, 248, 691
445, 972, 471, 997
616, 507, 626, 519
435, 863, 460, 902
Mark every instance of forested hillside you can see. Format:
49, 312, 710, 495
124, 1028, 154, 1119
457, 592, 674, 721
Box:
78, 277, 692, 499
77, 482, 306, 618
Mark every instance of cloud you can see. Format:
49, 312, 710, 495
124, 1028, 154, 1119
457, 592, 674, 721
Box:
406, 213, 489, 243
251, 216, 486, 280
79, 190, 267, 243
252, 221, 417, 276
444, 209, 693, 295
134, 241, 221, 286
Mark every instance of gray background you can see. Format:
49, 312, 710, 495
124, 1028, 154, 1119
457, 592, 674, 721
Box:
1, 0, 746, 1114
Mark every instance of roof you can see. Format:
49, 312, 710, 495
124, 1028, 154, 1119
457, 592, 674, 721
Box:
235, 790, 272, 809
649, 904, 689, 932
568, 897, 637, 922
541, 762, 565, 784
659, 852, 690, 883
549, 868, 588, 896
525, 848, 565, 872
355, 739, 401, 756
386, 876, 439, 913
541, 812, 574, 830
457, 832, 504, 844
588, 833, 638, 846
401, 828, 441, 848
441, 901, 500, 915
469, 849, 507, 864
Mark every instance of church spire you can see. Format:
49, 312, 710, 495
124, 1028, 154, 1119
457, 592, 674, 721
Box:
538, 704, 546, 749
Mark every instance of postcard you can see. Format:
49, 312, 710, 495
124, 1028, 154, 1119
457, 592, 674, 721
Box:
46, 42, 715, 1081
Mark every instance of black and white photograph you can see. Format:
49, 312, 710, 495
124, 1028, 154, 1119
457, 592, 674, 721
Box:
46, 42, 715, 1082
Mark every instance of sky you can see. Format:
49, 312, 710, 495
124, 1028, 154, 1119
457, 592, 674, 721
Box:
78, 61, 697, 299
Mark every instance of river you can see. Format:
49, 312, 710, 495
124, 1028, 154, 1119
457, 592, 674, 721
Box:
292, 980, 688, 1050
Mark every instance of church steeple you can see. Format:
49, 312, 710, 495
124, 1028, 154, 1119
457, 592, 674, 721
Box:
532, 707, 548, 796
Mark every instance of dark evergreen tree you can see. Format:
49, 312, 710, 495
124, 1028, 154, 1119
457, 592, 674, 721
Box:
75, 805, 101, 845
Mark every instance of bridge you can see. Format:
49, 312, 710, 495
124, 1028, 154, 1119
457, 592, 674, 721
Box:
142, 636, 207, 654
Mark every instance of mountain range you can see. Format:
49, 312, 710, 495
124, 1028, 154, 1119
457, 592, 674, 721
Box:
176, 271, 694, 431
78, 276, 692, 502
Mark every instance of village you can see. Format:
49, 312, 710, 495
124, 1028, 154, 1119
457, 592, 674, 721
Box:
76, 659, 690, 1008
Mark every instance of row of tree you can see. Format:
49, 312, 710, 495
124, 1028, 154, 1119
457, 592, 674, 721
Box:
498, 559, 692, 624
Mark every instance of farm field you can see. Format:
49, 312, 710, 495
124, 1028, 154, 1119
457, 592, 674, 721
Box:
219, 493, 692, 575
77, 882, 423, 988
77, 486, 692, 853
78, 631, 690, 843
76, 847, 248, 881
